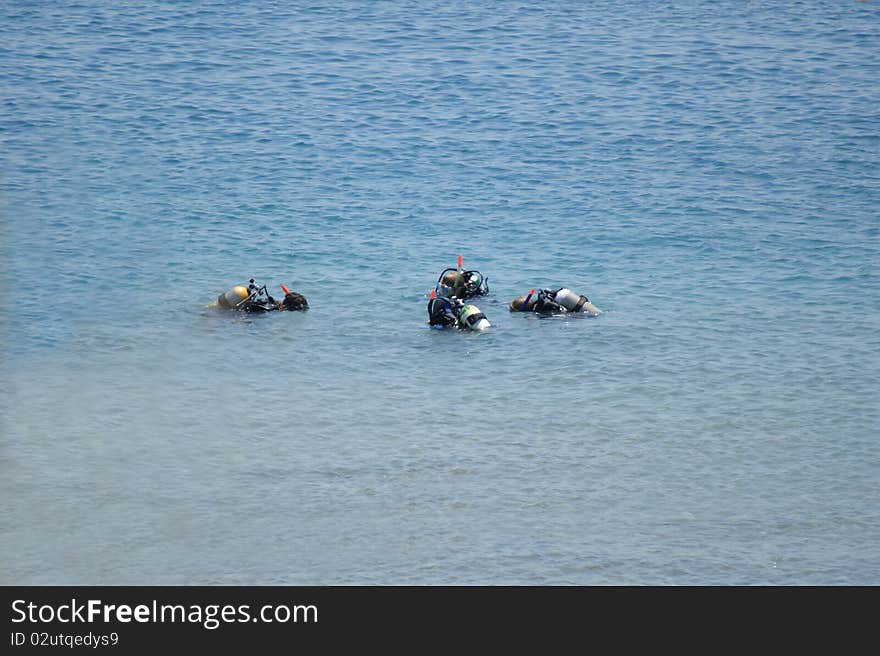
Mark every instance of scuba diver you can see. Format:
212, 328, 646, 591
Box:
509, 288, 601, 316
428, 256, 491, 331
213, 279, 308, 312
427, 290, 490, 331
434, 255, 489, 300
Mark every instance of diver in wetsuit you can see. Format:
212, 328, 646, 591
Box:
428, 293, 461, 328
427, 291, 490, 331
509, 288, 600, 315
508, 288, 564, 314
214, 279, 308, 312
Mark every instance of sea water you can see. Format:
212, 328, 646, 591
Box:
1, 1, 878, 584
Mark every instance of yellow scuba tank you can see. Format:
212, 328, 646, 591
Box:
216, 285, 250, 309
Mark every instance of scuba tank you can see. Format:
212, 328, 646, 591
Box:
458, 303, 491, 331
551, 288, 601, 315
216, 279, 277, 312
216, 285, 251, 309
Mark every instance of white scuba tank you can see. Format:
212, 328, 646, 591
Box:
216, 285, 250, 309
458, 304, 491, 331
553, 288, 601, 315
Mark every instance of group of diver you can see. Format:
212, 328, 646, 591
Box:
427, 257, 492, 330
210, 256, 600, 331
426, 256, 600, 331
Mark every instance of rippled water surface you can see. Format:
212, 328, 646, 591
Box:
2, 1, 879, 584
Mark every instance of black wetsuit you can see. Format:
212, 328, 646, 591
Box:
240, 298, 277, 312
513, 290, 564, 314
241, 292, 308, 312
428, 296, 459, 327
532, 292, 563, 314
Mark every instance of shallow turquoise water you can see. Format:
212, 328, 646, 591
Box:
2, 1, 878, 584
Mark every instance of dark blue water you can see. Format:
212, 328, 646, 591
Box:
2, 1, 878, 584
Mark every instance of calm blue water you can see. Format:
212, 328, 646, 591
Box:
2, 1, 878, 585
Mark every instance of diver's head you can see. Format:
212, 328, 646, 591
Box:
437, 270, 466, 298
509, 296, 534, 312
441, 271, 462, 288
280, 292, 308, 311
